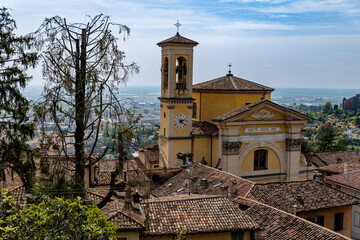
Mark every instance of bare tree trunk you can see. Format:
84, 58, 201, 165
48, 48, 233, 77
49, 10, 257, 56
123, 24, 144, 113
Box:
74, 30, 86, 192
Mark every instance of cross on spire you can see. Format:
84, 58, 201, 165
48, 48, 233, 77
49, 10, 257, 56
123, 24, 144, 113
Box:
227, 63, 233, 76
174, 20, 182, 35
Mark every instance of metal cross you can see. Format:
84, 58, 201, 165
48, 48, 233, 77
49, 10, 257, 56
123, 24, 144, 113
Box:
228, 63, 232, 74
174, 20, 182, 34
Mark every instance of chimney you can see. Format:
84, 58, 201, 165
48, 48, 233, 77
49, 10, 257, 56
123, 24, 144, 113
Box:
337, 157, 343, 164
123, 187, 133, 210
230, 181, 237, 195
132, 190, 141, 211
313, 173, 323, 183
189, 177, 198, 194
219, 186, 228, 195
200, 178, 208, 189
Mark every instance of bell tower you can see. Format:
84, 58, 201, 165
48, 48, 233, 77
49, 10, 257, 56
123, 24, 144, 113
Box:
157, 21, 198, 168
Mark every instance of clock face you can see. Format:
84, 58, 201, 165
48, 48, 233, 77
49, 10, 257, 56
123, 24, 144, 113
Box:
174, 113, 188, 130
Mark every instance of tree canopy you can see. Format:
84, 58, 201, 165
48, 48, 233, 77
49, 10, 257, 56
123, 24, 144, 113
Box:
34, 14, 139, 192
0, 190, 117, 239
315, 122, 346, 152
0, 7, 38, 192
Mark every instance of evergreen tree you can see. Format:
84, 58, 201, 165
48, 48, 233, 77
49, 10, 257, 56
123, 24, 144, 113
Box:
0, 7, 38, 192
315, 122, 346, 152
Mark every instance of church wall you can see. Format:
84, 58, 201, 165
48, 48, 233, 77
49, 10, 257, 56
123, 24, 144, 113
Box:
240, 147, 281, 172
159, 138, 168, 167
211, 137, 219, 168
252, 177, 282, 183
192, 136, 211, 165
140, 232, 244, 240
171, 139, 190, 166
116, 231, 139, 240
192, 92, 271, 123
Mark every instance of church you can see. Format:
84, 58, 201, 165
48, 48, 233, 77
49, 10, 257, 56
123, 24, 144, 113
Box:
138, 25, 313, 183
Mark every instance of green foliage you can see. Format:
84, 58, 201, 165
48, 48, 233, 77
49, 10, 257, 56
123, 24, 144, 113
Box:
0, 190, 117, 239
174, 227, 187, 240
0, 7, 38, 192
324, 101, 332, 113
315, 122, 346, 152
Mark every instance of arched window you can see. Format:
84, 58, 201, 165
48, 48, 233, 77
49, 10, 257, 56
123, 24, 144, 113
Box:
175, 56, 187, 90
254, 149, 267, 170
162, 57, 168, 89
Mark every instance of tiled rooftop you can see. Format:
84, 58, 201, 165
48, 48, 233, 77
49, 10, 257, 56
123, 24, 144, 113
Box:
141, 195, 260, 236
191, 121, 219, 136
193, 75, 274, 92
247, 180, 360, 214
157, 34, 198, 46
326, 170, 360, 191
235, 197, 349, 240
318, 162, 360, 174
311, 151, 360, 167
152, 162, 255, 198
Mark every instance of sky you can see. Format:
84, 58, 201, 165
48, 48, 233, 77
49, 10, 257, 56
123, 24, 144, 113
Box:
5, 0, 360, 89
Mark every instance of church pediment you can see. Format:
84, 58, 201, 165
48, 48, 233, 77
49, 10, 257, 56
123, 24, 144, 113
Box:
213, 100, 311, 123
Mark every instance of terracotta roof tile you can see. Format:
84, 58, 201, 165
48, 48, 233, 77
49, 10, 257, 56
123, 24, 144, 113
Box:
191, 121, 219, 136
235, 197, 349, 240
247, 180, 360, 214
152, 162, 254, 198
318, 162, 360, 174
157, 34, 198, 46
326, 170, 360, 191
108, 210, 145, 232
311, 151, 359, 167
141, 195, 260, 236
193, 75, 274, 92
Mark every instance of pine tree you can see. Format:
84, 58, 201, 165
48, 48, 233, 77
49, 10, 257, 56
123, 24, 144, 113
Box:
0, 7, 38, 192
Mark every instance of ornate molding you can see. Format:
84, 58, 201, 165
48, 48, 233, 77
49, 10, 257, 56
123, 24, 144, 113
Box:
243, 127, 281, 133
222, 141, 242, 155
286, 138, 301, 151
251, 109, 275, 120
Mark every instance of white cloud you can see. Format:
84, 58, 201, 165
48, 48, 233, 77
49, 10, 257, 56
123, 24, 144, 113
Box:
210, 21, 295, 30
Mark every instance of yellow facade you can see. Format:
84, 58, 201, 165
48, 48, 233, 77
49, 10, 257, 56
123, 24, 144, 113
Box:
192, 91, 271, 123
298, 205, 352, 238
116, 232, 140, 240
240, 147, 281, 172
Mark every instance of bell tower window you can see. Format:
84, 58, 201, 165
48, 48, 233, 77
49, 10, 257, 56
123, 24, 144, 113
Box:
176, 56, 187, 90
162, 57, 169, 89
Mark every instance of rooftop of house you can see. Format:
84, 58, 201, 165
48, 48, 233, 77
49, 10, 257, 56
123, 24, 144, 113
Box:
193, 75, 274, 92
318, 162, 360, 174
157, 33, 199, 46
247, 180, 360, 214
326, 170, 360, 191
235, 197, 349, 240
191, 121, 219, 136
152, 162, 255, 198
141, 194, 260, 236
311, 151, 360, 167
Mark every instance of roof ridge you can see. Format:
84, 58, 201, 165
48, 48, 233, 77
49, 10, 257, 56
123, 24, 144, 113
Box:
240, 197, 350, 239
195, 162, 255, 185
147, 194, 226, 203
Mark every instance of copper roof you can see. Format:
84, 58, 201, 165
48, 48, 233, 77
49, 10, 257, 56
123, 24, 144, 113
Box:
311, 151, 360, 167
247, 180, 360, 214
191, 121, 219, 136
193, 75, 274, 92
152, 162, 255, 198
326, 170, 360, 191
157, 33, 198, 47
235, 197, 349, 240
213, 99, 311, 122
141, 195, 260, 236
